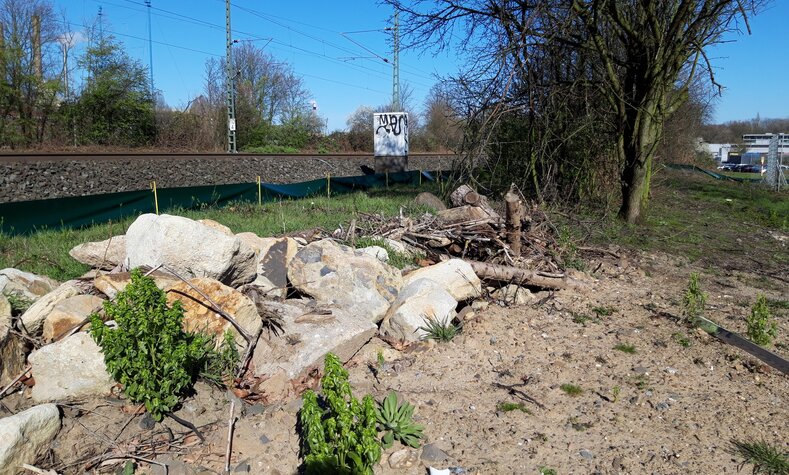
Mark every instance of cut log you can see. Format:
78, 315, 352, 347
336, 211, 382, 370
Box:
437, 205, 492, 225
504, 186, 522, 256
468, 260, 579, 290
450, 184, 480, 207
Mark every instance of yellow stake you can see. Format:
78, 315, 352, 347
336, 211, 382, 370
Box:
257, 176, 262, 206
150, 181, 159, 215
327, 173, 331, 197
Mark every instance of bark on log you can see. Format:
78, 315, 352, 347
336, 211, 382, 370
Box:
468, 260, 579, 290
450, 184, 479, 207
504, 187, 522, 255
437, 205, 492, 225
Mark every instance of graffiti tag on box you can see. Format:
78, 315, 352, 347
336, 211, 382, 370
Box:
374, 112, 408, 156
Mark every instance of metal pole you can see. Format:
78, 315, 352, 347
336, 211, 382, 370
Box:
145, 0, 154, 97
225, 0, 237, 153
392, 10, 400, 111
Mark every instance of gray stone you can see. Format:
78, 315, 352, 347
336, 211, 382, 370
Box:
379, 278, 458, 346
1, 295, 27, 387
414, 192, 447, 211
250, 237, 300, 298
402, 259, 481, 301
491, 284, 533, 305
251, 300, 376, 397
42, 294, 105, 342
580, 449, 594, 459
287, 240, 402, 322
358, 245, 389, 263
0, 268, 58, 303
125, 214, 256, 287
388, 448, 419, 469
68, 236, 126, 270
421, 443, 450, 462
655, 402, 670, 411
138, 413, 155, 430
19, 282, 81, 336
0, 404, 61, 475
28, 332, 114, 402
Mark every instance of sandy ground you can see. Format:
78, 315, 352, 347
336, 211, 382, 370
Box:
6, 247, 787, 474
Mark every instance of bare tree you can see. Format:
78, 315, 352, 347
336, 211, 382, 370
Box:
385, 0, 764, 222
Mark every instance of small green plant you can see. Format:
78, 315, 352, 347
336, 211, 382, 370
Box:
746, 294, 778, 347
629, 375, 650, 390
613, 343, 637, 354
299, 353, 381, 475
611, 385, 621, 402
200, 331, 240, 387
560, 383, 583, 396
353, 236, 417, 269
376, 391, 425, 449
572, 312, 593, 325
496, 402, 532, 414
591, 305, 615, 317
376, 349, 385, 368
672, 332, 691, 348
557, 227, 586, 271
418, 314, 460, 342
731, 439, 789, 475
539, 467, 558, 475
90, 269, 226, 421
4, 291, 33, 315
683, 272, 707, 323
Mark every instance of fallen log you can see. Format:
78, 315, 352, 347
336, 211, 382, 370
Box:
468, 260, 579, 290
437, 205, 493, 225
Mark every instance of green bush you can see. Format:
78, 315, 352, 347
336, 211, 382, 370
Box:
299, 353, 381, 474
683, 272, 707, 323
90, 269, 226, 421
746, 294, 778, 347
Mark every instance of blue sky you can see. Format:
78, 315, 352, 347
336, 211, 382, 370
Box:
54, 1, 787, 132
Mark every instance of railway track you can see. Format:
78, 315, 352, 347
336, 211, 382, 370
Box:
0, 152, 454, 163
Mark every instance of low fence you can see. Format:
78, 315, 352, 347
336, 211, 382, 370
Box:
664, 163, 762, 183
0, 170, 445, 236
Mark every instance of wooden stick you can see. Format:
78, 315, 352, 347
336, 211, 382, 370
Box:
0, 364, 31, 399
467, 260, 576, 290
224, 400, 237, 473
504, 185, 522, 256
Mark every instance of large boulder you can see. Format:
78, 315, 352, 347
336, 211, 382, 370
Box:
402, 259, 481, 301
252, 237, 300, 298
0, 404, 61, 475
0, 295, 27, 386
94, 270, 179, 300
19, 282, 81, 336
42, 294, 105, 342
251, 299, 376, 401
125, 214, 256, 287
28, 332, 114, 403
68, 236, 126, 270
379, 278, 458, 346
165, 277, 262, 350
0, 268, 58, 304
287, 240, 402, 322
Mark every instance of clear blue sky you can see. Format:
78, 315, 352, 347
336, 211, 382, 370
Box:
57, 0, 457, 132
54, 1, 787, 131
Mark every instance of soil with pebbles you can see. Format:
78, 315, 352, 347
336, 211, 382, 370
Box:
5, 247, 786, 474
0, 154, 454, 203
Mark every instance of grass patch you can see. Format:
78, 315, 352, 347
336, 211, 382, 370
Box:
572, 312, 595, 325
731, 439, 789, 475
592, 306, 616, 317
629, 374, 650, 390
560, 383, 583, 396
353, 236, 419, 269
672, 332, 691, 348
0, 186, 434, 281
496, 402, 532, 414
613, 343, 637, 354
418, 315, 461, 342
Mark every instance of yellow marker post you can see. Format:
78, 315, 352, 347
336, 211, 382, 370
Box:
326, 173, 331, 198
150, 181, 159, 215
257, 176, 262, 207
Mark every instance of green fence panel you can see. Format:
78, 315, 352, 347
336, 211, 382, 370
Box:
0, 189, 152, 235
0, 170, 443, 236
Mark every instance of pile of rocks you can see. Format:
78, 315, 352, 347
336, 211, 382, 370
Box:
0, 211, 537, 473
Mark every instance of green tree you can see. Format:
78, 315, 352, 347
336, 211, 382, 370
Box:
66, 32, 155, 146
0, 0, 61, 147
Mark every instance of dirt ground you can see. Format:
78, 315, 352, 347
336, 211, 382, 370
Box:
6, 243, 783, 475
